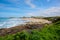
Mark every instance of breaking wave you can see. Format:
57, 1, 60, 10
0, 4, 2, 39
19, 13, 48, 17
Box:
0, 18, 29, 28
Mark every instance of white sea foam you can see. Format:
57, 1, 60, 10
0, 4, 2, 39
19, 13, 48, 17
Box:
0, 18, 28, 28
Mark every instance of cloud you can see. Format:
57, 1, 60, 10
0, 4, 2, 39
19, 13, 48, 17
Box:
28, 7, 60, 17
25, 0, 36, 8
46, 0, 50, 2
43, 7, 60, 14
23, 7, 60, 17
37, 7, 60, 16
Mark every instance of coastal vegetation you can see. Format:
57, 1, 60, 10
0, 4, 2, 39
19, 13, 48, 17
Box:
0, 17, 60, 40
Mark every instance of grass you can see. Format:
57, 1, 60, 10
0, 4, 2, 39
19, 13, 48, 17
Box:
0, 21, 60, 40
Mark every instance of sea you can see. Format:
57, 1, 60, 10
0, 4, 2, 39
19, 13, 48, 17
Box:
0, 17, 30, 29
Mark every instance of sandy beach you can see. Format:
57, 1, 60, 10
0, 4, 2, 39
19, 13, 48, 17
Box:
21, 18, 52, 24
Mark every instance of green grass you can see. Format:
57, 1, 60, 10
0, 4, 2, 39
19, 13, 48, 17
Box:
0, 21, 60, 40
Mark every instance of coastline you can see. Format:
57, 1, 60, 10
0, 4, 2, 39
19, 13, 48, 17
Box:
0, 23, 45, 36
0, 18, 52, 36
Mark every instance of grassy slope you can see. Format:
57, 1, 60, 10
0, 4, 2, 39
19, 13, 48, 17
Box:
0, 20, 60, 40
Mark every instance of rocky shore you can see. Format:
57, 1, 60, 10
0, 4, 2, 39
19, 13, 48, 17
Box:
0, 23, 46, 36
0, 18, 52, 36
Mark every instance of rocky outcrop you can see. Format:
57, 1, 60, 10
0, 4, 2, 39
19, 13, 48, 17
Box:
0, 24, 44, 36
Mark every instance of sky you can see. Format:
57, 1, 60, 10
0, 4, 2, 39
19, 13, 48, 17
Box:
0, 0, 60, 17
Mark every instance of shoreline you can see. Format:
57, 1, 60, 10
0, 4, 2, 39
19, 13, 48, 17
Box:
0, 23, 45, 36
0, 18, 52, 29
0, 18, 52, 36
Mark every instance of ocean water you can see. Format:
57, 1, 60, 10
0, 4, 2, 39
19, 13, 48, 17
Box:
0, 18, 29, 28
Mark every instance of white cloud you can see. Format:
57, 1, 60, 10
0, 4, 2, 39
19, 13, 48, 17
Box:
29, 7, 60, 17
43, 7, 60, 14
38, 7, 60, 16
25, 0, 36, 8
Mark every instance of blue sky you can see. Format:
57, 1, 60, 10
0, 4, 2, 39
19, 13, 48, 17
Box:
0, 0, 60, 17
